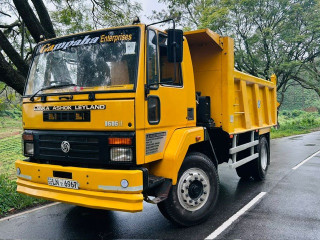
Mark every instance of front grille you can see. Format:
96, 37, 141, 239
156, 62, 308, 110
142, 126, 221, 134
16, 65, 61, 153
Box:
30, 130, 135, 166
43, 111, 90, 122
38, 134, 100, 162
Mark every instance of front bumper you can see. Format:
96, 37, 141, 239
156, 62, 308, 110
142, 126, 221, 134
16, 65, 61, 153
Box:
15, 160, 144, 212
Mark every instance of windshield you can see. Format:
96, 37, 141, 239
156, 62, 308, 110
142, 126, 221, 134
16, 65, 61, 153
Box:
25, 27, 140, 96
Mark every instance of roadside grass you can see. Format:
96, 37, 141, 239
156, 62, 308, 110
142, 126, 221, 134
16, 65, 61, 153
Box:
271, 110, 320, 138
0, 175, 46, 216
0, 135, 23, 178
0, 116, 22, 136
0, 116, 47, 217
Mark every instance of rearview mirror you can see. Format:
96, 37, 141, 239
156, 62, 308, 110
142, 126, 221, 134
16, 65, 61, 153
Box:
167, 29, 183, 63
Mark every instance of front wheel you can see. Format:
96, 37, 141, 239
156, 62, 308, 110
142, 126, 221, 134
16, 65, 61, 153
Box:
157, 152, 219, 226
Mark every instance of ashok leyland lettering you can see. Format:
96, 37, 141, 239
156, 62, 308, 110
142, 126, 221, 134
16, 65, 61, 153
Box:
16, 21, 277, 226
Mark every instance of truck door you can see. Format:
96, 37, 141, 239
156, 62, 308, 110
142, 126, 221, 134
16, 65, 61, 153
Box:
145, 29, 189, 163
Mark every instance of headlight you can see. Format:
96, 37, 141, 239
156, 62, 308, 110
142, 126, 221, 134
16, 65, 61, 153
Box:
24, 142, 34, 156
110, 147, 132, 162
22, 132, 34, 156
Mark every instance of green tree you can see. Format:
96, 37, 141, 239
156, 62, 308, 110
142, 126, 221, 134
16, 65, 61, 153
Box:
292, 58, 320, 97
154, 0, 320, 104
51, 0, 142, 35
0, 0, 141, 95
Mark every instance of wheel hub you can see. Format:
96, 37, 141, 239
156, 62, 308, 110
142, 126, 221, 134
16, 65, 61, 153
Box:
177, 168, 210, 211
188, 180, 203, 199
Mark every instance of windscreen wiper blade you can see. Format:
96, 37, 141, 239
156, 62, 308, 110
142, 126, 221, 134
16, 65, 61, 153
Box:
29, 83, 77, 101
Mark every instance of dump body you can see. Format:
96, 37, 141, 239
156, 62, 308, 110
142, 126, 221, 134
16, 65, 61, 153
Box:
185, 29, 277, 134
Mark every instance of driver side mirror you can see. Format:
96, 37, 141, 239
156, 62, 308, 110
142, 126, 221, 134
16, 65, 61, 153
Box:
167, 29, 183, 63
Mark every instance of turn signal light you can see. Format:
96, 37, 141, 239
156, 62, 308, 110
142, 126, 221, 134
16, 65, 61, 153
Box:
22, 133, 34, 141
108, 137, 132, 145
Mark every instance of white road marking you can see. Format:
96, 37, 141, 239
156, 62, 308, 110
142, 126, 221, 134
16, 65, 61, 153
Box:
205, 192, 267, 240
292, 150, 320, 170
0, 202, 60, 223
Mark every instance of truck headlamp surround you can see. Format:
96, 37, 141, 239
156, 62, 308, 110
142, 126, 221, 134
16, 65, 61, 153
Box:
24, 142, 34, 156
110, 147, 133, 162
22, 132, 34, 156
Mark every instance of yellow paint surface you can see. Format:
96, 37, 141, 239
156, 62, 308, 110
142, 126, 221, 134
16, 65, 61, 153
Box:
185, 30, 277, 135
16, 160, 144, 212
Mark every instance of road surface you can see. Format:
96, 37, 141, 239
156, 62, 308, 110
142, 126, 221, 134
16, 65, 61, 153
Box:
1, 131, 320, 239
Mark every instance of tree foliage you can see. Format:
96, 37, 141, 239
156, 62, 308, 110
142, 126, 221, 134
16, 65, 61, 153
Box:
51, 0, 141, 35
0, 0, 141, 95
154, 0, 320, 103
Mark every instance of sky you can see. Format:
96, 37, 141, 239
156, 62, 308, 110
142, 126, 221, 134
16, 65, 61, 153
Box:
136, 0, 166, 24
0, 1, 167, 27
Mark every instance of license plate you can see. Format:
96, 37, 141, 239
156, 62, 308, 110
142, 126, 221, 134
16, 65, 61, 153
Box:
48, 177, 79, 190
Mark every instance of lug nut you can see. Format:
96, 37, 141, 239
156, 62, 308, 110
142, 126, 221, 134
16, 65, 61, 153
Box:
200, 198, 204, 201
204, 184, 207, 187
186, 194, 189, 197
189, 200, 193, 203
189, 173, 193, 176
189, 180, 192, 183
204, 191, 207, 194
200, 178, 204, 182
195, 176, 198, 180
186, 186, 189, 189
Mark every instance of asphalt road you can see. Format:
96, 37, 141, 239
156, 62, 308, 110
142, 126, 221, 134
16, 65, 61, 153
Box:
1, 131, 320, 239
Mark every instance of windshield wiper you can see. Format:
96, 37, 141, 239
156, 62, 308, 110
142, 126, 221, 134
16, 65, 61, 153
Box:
29, 83, 77, 101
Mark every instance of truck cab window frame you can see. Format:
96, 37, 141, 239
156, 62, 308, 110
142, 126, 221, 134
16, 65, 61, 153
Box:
158, 33, 183, 87
147, 95, 161, 124
147, 29, 159, 89
23, 27, 141, 97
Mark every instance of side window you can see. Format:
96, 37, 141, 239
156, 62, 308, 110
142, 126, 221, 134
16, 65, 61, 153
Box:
147, 30, 158, 85
148, 96, 160, 124
159, 34, 182, 86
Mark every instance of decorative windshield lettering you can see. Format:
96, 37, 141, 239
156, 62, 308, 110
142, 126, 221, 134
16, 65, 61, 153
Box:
39, 35, 100, 54
100, 34, 132, 43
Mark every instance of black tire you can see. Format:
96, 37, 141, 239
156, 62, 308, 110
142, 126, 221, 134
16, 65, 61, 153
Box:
236, 135, 270, 181
236, 148, 253, 180
236, 163, 252, 179
236, 133, 253, 179
252, 136, 269, 181
157, 152, 219, 226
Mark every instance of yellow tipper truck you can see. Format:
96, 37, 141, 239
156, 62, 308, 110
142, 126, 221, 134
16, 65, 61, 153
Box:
16, 19, 277, 226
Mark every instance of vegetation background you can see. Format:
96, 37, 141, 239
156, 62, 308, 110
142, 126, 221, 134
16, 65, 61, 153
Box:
0, 0, 320, 216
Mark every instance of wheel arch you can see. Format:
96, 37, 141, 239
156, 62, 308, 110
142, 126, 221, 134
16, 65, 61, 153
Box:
187, 139, 218, 169
150, 127, 206, 185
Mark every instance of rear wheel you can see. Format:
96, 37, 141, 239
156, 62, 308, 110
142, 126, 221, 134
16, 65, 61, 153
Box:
252, 136, 269, 181
235, 135, 269, 181
236, 163, 252, 179
157, 152, 219, 226
236, 147, 252, 179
